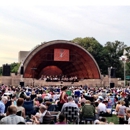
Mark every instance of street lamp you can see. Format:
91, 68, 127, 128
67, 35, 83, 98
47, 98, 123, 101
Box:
119, 55, 128, 87
108, 66, 113, 87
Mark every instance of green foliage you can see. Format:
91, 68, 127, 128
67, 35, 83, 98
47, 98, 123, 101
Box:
103, 41, 127, 79
72, 38, 128, 79
72, 37, 103, 54
106, 115, 119, 124
126, 62, 130, 76
72, 37, 104, 74
10, 62, 20, 73
0, 62, 20, 75
0, 67, 2, 76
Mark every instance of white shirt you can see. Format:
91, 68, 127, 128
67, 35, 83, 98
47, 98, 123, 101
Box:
98, 102, 107, 112
39, 110, 48, 123
61, 101, 79, 112
52, 94, 60, 101
0, 114, 25, 124
128, 117, 130, 124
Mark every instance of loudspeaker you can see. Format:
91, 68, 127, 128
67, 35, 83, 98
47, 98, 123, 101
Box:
20, 66, 24, 75
111, 68, 116, 78
20, 82, 24, 87
110, 83, 114, 88
2, 64, 10, 76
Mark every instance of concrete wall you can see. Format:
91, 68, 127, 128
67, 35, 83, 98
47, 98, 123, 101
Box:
0, 75, 124, 87
0, 76, 12, 85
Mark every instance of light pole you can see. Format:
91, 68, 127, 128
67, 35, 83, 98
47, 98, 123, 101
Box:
108, 66, 113, 87
108, 67, 111, 87
119, 55, 127, 87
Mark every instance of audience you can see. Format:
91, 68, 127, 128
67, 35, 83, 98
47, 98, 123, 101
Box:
31, 104, 51, 124
16, 98, 25, 118
0, 96, 8, 115
80, 100, 95, 124
0, 105, 25, 124
55, 114, 66, 124
1, 84, 130, 125
61, 96, 79, 112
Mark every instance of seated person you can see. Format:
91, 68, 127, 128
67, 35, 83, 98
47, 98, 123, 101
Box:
45, 101, 56, 111
97, 98, 111, 116
61, 96, 79, 112
0, 96, 8, 114
61, 96, 79, 123
55, 114, 67, 124
0, 105, 25, 124
23, 96, 35, 117
94, 102, 100, 119
31, 105, 52, 124
80, 100, 95, 124
95, 117, 109, 124
16, 98, 25, 118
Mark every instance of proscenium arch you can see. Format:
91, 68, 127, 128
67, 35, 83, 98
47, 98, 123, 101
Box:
19, 40, 101, 80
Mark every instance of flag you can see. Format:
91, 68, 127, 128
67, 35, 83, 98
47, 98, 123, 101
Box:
123, 49, 128, 55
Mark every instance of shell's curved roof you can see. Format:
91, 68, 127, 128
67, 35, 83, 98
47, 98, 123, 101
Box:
20, 40, 101, 79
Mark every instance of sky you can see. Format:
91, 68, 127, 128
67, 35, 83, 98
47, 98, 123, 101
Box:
0, 0, 130, 67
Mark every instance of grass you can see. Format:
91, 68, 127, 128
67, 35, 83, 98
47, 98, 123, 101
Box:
106, 115, 119, 124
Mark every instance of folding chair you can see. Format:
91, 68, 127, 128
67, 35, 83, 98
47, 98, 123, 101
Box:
62, 106, 79, 124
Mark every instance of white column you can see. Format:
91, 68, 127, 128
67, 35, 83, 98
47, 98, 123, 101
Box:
108, 67, 111, 87
21, 74, 23, 82
124, 60, 126, 87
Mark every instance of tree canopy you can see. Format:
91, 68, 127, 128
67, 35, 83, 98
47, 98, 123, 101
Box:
72, 37, 129, 80
0, 62, 20, 76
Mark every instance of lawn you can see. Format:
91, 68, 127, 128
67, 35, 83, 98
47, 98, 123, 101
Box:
106, 115, 119, 124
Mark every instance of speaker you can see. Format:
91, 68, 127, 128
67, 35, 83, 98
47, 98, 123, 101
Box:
111, 68, 116, 78
20, 82, 24, 87
110, 83, 114, 88
2, 64, 10, 76
20, 66, 24, 75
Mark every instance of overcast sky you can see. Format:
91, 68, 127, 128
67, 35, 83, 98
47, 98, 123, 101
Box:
0, 0, 130, 66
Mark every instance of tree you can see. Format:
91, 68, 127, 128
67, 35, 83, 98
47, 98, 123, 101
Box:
72, 37, 104, 75
10, 62, 20, 74
102, 41, 127, 79
72, 38, 128, 79
0, 62, 20, 76
0, 67, 2, 76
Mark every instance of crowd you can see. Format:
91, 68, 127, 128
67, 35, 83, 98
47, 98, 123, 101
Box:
0, 83, 130, 125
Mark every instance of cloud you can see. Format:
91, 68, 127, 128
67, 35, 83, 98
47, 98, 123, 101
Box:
0, 5, 130, 66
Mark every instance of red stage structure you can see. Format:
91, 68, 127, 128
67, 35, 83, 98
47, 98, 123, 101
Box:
19, 40, 101, 80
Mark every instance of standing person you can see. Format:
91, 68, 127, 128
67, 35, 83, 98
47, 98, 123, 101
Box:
115, 101, 121, 113
58, 86, 68, 111
117, 100, 127, 124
